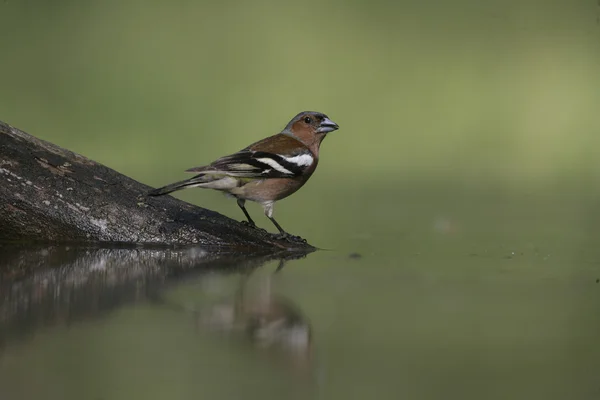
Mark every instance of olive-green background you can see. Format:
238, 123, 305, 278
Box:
2, 1, 599, 195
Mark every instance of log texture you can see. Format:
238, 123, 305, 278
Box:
0, 121, 314, 250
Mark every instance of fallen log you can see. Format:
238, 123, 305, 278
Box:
0, 120, 314, 250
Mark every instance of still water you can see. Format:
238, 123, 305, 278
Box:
1, 185, 600, 400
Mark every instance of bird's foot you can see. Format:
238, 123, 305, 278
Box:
241, 220, 267, 233
273, 232, 307, 244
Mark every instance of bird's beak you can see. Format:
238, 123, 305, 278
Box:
317, 117, 339, 133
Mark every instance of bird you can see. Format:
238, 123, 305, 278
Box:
148, 111, 339, 240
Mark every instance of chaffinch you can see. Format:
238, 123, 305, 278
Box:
148, 111, 339, 239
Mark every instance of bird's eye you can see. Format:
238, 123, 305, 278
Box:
303, 116, 312, 124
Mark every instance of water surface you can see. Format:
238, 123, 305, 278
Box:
1, 184, 599, 400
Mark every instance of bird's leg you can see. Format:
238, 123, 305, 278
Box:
268, 216, 287, 235
237, 198, 256, 227
262, 201, 285, 235
262, 201, 306, 243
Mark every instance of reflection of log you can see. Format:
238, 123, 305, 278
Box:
0, 121, 314, 250
0, 244, 313, 348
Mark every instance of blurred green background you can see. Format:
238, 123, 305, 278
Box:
2, 1, 600, 399
2, 0, 600, 241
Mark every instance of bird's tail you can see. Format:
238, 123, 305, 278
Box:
147, 175, 206, 196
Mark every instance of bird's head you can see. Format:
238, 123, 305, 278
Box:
282, 111, 339, 148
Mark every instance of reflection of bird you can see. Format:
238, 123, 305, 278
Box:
148, 111, 339, 239
201, 272, 313, 373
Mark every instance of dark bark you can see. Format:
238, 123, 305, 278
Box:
0, 121, 315, 250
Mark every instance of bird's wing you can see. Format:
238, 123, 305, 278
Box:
185, 134, 315, 179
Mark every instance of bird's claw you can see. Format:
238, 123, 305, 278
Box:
241, 220, 268, 233
274, 233, 307, 244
